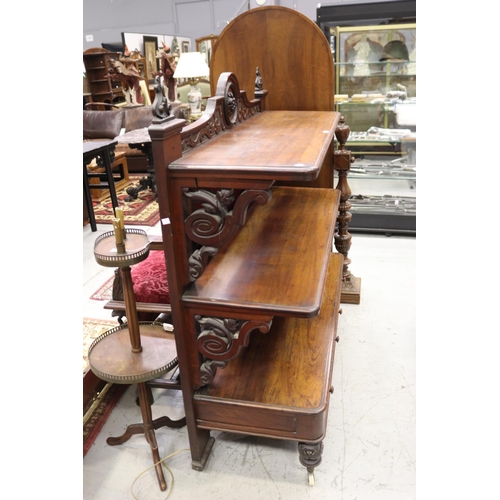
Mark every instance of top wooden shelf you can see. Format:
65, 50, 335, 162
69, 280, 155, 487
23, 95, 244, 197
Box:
170, 110, 341, 182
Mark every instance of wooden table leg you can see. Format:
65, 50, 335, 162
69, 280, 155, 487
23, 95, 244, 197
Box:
137, 382, 167, 491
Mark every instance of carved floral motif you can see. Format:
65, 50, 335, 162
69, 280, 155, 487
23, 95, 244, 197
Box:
195, 315, 273, 384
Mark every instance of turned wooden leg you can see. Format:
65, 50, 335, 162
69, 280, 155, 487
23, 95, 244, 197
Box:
334, 116, 361, 304
137, 383, 167, 491
298, 441, 324, 486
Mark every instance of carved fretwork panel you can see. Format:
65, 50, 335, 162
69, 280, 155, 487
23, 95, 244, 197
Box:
181, 106, 229, 152
181, 71, 265, 154
196, 315, 273, 384
235, 97, 260, 122
200, 359, 228, 387
183, 188, 272, 248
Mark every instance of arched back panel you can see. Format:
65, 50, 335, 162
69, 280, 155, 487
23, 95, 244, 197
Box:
210, 6, 334, 111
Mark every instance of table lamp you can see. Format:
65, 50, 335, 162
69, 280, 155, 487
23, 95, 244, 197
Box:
173, 52, 210, 117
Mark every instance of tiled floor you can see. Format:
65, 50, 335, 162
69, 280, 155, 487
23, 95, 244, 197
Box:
83, 221, 416, 499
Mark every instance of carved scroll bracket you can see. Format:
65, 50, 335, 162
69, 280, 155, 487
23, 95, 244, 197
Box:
184, 188, 272, 248
196, 315, 273, 385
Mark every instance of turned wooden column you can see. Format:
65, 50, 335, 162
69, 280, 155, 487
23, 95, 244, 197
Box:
334, 116, 361, 304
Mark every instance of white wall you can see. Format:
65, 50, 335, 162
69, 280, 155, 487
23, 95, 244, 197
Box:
83, 0, 335, 50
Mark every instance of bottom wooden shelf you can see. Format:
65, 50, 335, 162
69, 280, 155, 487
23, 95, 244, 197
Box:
194, 252, 343, 443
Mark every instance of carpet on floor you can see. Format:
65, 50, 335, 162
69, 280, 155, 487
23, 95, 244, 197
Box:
83, 317, 129, 457
83, 383, 128, 457
90, 275, 114, 301
83, 317, 118, 373
92, 175, 159, 227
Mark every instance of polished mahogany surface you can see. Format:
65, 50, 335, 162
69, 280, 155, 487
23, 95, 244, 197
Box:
170, 111, 340, 182
183, 186, 340, 318
194, 254, 343, 441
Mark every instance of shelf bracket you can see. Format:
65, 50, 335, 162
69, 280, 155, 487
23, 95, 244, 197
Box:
196, 315, 273, 385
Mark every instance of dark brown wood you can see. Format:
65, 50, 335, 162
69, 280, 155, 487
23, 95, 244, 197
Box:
210, 6, 361, 297
210, 6, 335, 191
183, 187, 340, 318
88, 229, 186, 492
149, 72, 344, 482
107, 382, 186, 492
334, 116, 362, 304
83, 140, 119, 232
171, 111, 338, 182
194, 253, 343, 443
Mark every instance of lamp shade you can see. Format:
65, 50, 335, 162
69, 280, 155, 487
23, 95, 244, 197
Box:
173, 52, 210, 79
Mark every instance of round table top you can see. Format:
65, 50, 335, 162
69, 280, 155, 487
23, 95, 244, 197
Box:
88, 322, 178, 384
94, 229, 150, 267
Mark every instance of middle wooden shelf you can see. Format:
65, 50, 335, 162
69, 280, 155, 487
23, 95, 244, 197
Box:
183, 186, 341, 318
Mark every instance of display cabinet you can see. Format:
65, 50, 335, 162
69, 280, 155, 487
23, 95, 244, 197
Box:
332, 23, 416, 234
316, 1, 416, 234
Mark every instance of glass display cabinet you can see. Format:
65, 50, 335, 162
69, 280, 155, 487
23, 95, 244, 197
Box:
316, 1, 416, 234
331, 22, 416, 235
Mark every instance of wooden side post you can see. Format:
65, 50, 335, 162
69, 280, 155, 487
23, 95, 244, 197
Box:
334, 116, 361, 304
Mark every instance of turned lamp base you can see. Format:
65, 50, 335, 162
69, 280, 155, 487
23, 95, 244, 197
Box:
91, 230, 185, 492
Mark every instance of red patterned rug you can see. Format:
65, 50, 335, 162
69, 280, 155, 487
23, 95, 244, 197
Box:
83, 317, 129, 456
92, 175, 159, 227
83, 383, 128, 456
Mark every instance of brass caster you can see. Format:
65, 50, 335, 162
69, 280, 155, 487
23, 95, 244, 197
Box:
308, 471, 315, 486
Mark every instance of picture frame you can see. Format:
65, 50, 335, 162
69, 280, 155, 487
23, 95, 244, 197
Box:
182, 41, 190, 53
143, 36, 158, 84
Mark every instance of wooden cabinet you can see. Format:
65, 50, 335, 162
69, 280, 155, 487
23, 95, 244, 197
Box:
149, 72, 344, 484
83, 48, 124, 104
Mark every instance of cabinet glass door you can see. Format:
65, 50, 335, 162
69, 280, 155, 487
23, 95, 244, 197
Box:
332, 23, 416, 235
